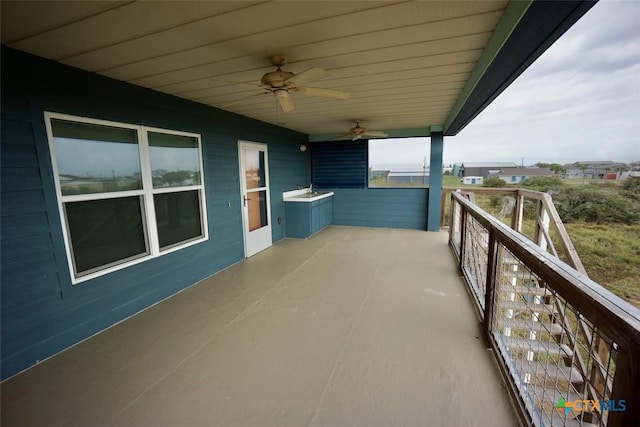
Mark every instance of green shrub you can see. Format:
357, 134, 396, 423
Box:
482, 176, 507, 188
621, 176, 640, 193
488, 194, 502, 208
553, 187, 640, 224
589, 180, 619, 190
522, 176, 564, 192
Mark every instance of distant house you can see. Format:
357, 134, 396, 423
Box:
494, 167, 554, 184
463, 176, 483, 185
388, 165, 429, 185
619, 170, 640, 180
459, 162, 518, 178
565, 161, 623, 179
388, 169, 430, 185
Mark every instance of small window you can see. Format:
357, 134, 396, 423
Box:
148, 132, 201, 188
46, 113, 208, 283
368, 138, 430, 188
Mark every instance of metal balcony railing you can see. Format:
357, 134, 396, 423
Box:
448, 191, 640, 427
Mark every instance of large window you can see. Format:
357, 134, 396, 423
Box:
368, 138, 430, 188
46, 113, 207, 283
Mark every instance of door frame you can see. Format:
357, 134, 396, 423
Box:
238, 140, 272, 257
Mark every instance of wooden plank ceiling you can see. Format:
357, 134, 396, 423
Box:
1, 1, 509, 139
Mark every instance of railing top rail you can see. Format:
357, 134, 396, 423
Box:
516, 188, 548, 200
444, 186, 587, 274
442, 186, 555, 201
451, 191, 640, 350
442, 187, 518, 194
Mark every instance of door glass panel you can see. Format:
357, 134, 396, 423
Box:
148, 132, 201, 188
247, 190, 268, 231
244, 149, 265, 189
64, 196, 148, 275
51, 119, 141, 195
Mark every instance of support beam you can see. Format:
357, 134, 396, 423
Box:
427, 131, 443, 231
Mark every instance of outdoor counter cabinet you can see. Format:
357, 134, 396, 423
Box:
283, 189, 334, 238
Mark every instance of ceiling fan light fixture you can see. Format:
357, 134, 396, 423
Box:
274, 89, 289, 99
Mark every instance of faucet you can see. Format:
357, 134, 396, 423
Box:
309, 183, 314, 192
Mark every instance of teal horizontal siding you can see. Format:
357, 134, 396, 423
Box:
311, 140, 366, 188
1, 46, 309, 379
1, 191, 47, 216
1, 167, 43, 191
330, 188, 428, 230
1, 120, 37, 145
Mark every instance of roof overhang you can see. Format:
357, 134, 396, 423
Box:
0, 1, 596, 141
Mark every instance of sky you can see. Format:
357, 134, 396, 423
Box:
372, 0, 640, 168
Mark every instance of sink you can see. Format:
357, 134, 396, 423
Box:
284, 190, 334, 202
294, 192, 325, 198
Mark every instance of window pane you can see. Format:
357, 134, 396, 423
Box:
369, 138, 430, 188
65, 197, 148, 275
244, 149, 265, 189
154, 190, 203, 249
247, 190, 268, 231
149, 132, 201, 188
51, 119, 142, 195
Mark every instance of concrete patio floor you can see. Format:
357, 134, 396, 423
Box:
1, 226, 516, 427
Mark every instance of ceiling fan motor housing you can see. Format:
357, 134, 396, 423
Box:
261, 69, 295, 88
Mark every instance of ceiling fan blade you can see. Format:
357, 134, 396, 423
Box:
362, 131, 388, 138
352, 134, 363, 141
220, 91, 267, 108
328, 134, 353, 141
295, 86, 350, 100
286, 67, 328, 85
275, 90, 295, 112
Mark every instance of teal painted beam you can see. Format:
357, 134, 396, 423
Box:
444, 0, 532, 134
427, 132, 443, 231
308, 127, 429, 142
444, 0, 596, 135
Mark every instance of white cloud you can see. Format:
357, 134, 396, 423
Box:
443, 0, 640, 166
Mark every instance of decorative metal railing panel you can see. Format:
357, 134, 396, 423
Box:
492, 244, 617, 427
462, 214, 489, 312
448, 191, 640, 427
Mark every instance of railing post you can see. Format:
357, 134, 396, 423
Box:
533, 199, 550, 249
511, 191, 524, 232
459, 205, 467, 273
440, 189, 447, 228
608, 343, 640, 426
451, 193, 460, 233
483, 229, 497, 338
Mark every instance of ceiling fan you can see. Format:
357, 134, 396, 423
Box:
330, 120, 389, 141
221, 54, 350, 112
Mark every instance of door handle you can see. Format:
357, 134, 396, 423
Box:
243, 195, 250, 207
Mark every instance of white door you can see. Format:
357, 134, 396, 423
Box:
238, 141, 272, 257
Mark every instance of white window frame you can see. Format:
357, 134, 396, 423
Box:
44, 112, 208, 284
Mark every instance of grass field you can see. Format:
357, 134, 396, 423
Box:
565, 222, 640, 307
